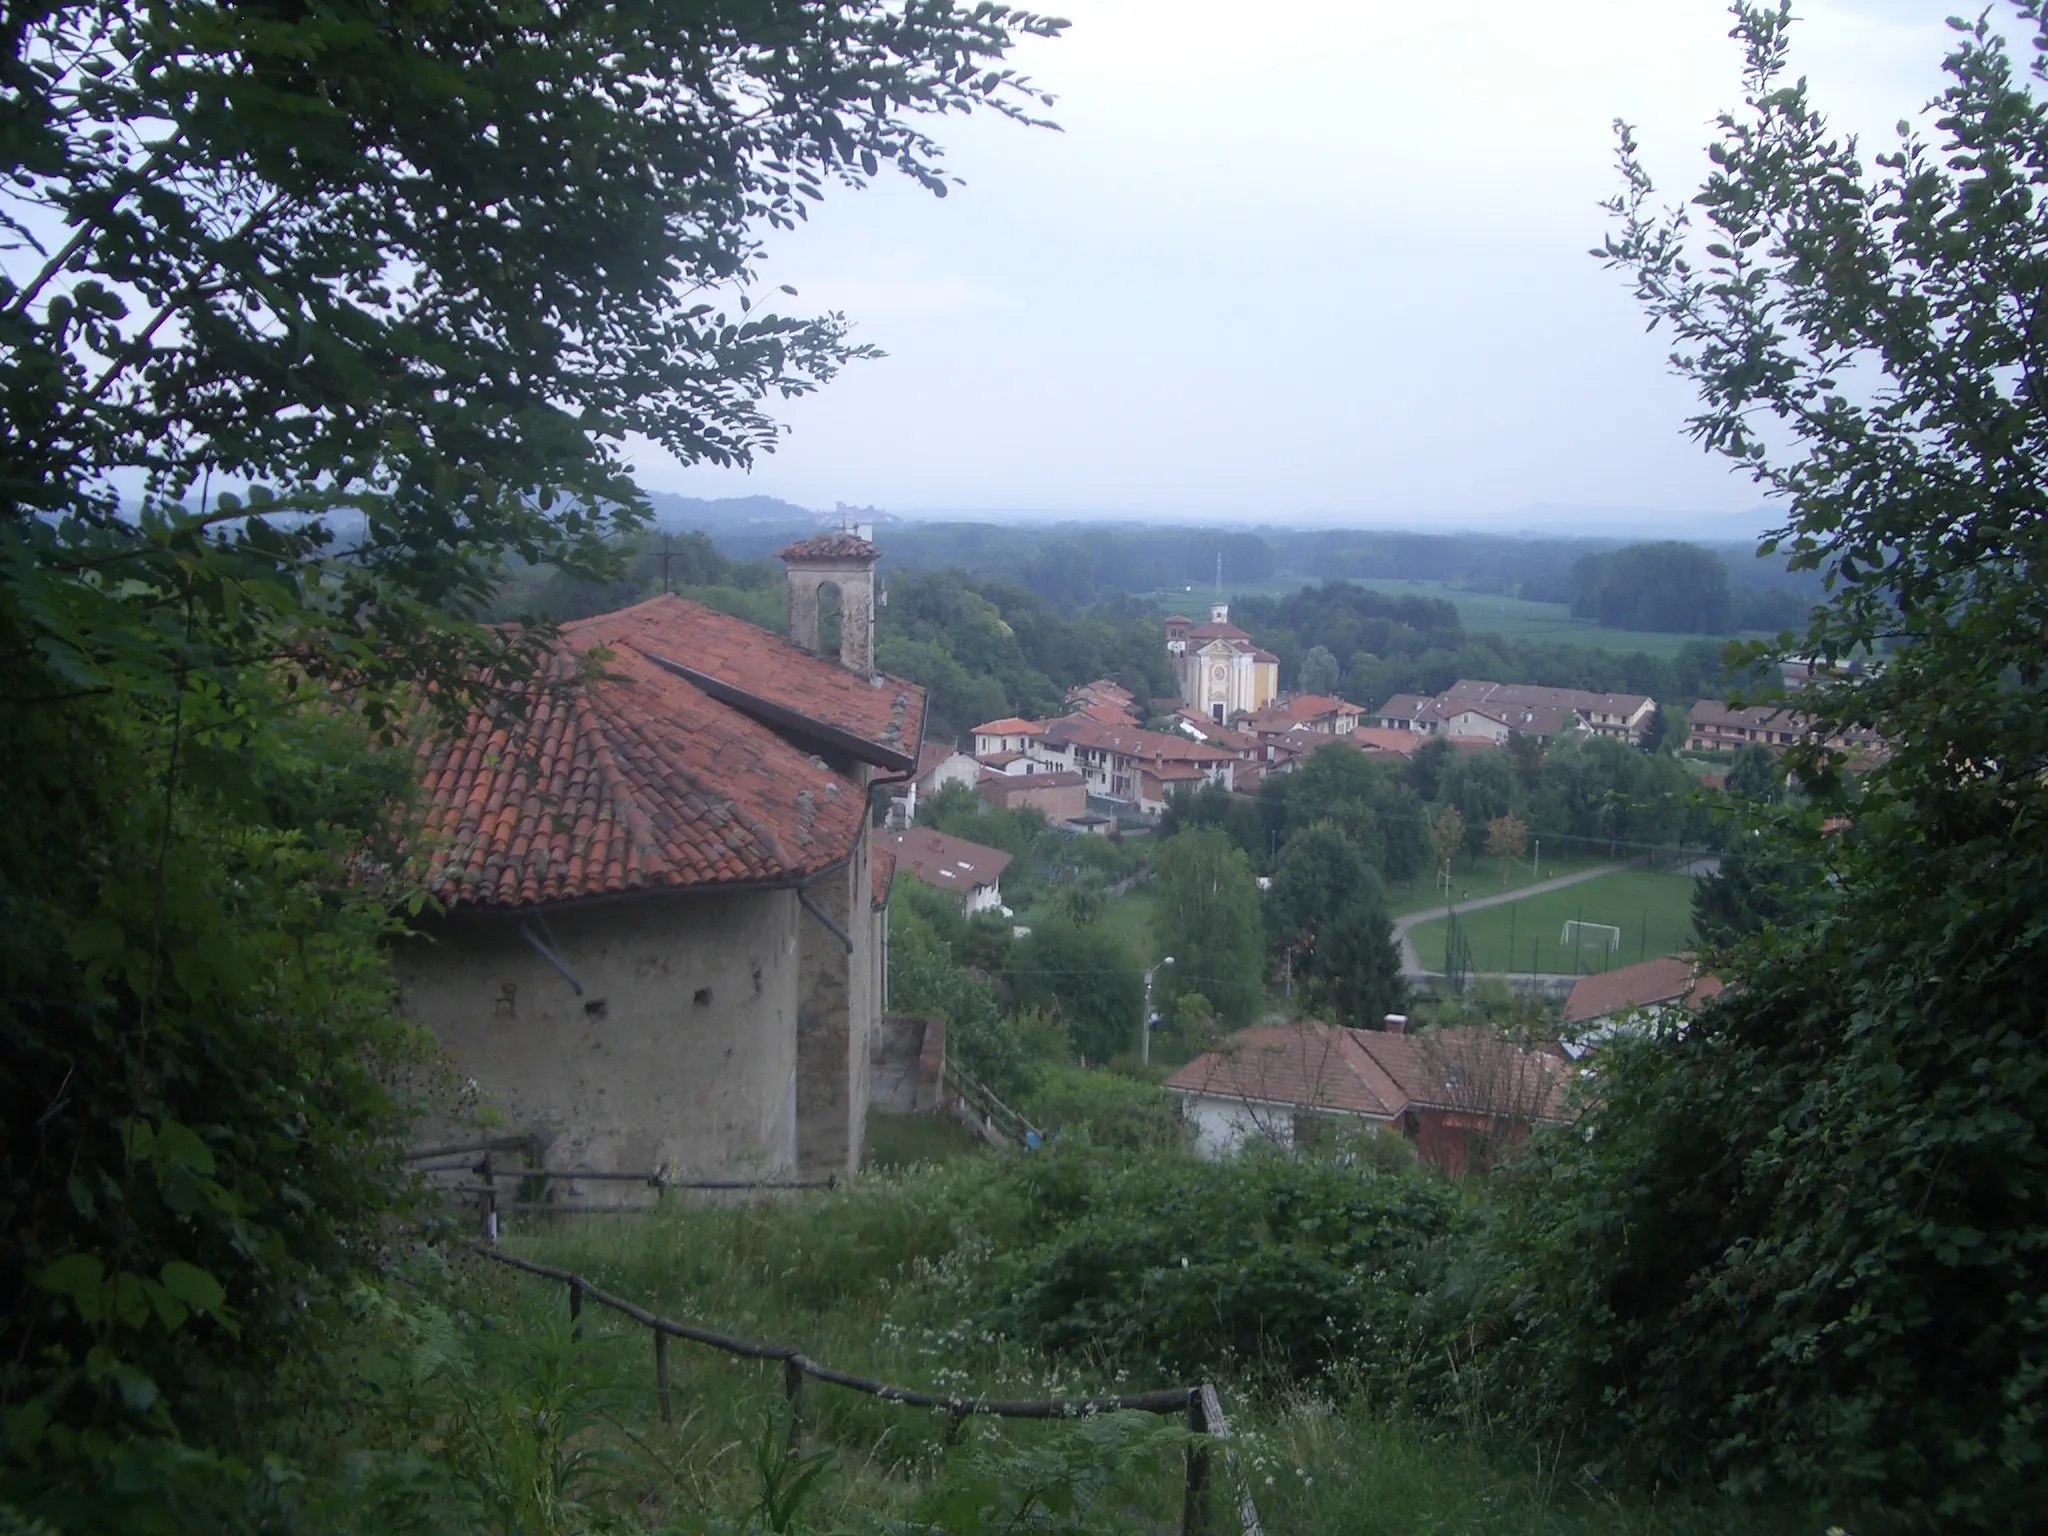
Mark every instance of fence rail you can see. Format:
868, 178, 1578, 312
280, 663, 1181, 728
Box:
473, 1244, 1259, 1536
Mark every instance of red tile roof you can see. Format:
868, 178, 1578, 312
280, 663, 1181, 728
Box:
1042, 717, 1236, 763
1563, 958, 1723, 1026
778, 531, 880, 562
415, 642, 869, 909
1167, 1022, 1575, 1124
563, 595, 923, 769
1165, 1023, 1404, 1118
884, 828, 1012, 892
972, 717, 1045, 736
872, 848, 897, 910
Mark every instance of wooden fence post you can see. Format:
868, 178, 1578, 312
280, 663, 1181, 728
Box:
1182, 1387, 1210, 1536
569, 1277, 583, 1342
783, 1356, 805, 1451
654, 1329, 672, 1424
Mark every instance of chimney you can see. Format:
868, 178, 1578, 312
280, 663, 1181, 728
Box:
778, 531, 880, 673
1382, 1014, 1409, 1035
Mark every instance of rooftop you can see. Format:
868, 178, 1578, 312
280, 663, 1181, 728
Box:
565, 595, 924, 769
777, 531, 880, 563
415, 641, 871, 910
1563, 957, 1723, 1026
884, 828, 1014, 892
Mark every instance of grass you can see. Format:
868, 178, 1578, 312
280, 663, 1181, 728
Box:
1408, 867, 1701, 975
405, 1161, 1820, 1536
1139, 578, 1750, 660
864, 1107, 985, 1169
1384, 851, 1615, 918
1094, 884, 1162, 966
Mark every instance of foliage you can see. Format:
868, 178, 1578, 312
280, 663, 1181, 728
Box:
1018, 1068, 1187, 1154
1689, 828, 1832, 950
992, 1145, 1459, 1381
1301, 897, 1406, 1032
1009, 918, 1143, 1065
1296, 644, 1342, 695
1148, 829, 1267, 1026
1562, 543, 1733, 634
0, 687, 426, 1529
1264, 821, 1383, 953
1468, 2, 2048, 1520
1485, 815, 1529, 881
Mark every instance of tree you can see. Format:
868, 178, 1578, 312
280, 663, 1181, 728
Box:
1484, 814, 1529, 884
1566, 543, 1734, 633
1010, 917, 1144, 1064
1303, 893, 1405, 1032
0, 0, 1062, 1516
1482, 7, 2048, 1519
1724, 742, 1783, 803
1297, 644, 1342, 696
1427, 804, 1465, 884
1265, 821, 1384, 952
1149, 827, 1266, 1027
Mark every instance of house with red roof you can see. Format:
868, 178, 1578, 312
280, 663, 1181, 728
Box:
1035, 716, 1237, 807
884, 827, 1014, 914
888, 741, 978, 828
1165, 1020, 1574, 1173
399, 533, 924, 1189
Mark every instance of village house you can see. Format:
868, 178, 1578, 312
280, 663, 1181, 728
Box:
1560, 956, 1724, 1059
1374, 680, 1655, 746
972, 716, 1044, 760
1684, 698, 1881, 757
1034, 716, 1237, 805
882, 827, 1013, 914
1166, 603, 1280, 722
1239, 694, 1363, 738
1165, 1020, 1573, 1174
889, 742, 979, 828
397, 532, 923, 1189
978, 766, 1089, 827
1064, 677, 1142, 723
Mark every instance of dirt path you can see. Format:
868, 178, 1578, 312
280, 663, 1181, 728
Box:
1392, 862, 1627, 976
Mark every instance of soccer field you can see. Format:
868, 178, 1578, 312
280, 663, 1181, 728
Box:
1407, 868, 1700, 976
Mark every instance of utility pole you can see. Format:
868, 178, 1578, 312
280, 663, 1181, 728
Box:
657, 533, 676, 595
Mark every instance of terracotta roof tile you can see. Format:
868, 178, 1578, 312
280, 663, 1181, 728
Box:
1563, 958, 1723, 1025
1354, 1027, 1574, 1122
778, 531, 880, 562
415, 643, 867, 909
872, 848, 897, 910
564, 595, 924, 768
1165, 1023, 1403, 1118
972, 717, 1045, 736
884, 828, 1012, 891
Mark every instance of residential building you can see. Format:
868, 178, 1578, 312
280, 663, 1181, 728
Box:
1563, 956, 1723, 1032
972, 717, 1044, 759
978, 768, 1088, 826
1035, 717, 1237, 805
1375, 680, 1656, 746
1166, 603, 1280, 723
399, 532, 923, 1187
883, 827, 1013, 914
1239, 694, 1363, 738
889, 742, 979, 828
1065, 678, 1141, 722
1165, 1021, 1573, 1174
1684, 698, 1881, 756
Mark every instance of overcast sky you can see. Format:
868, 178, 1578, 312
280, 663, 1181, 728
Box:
641, 0, 1966, 532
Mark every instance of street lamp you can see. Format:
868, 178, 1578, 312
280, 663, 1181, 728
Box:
1142, 956, 1175, 1065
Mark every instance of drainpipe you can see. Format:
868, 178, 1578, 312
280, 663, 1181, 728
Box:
797, 883, 855, 955
518, 918, 585, 994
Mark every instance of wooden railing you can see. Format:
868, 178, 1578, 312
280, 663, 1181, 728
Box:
474, 1244, 1261, 1536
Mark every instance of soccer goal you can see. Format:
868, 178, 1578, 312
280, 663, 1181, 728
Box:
1560, 920, 1621, 954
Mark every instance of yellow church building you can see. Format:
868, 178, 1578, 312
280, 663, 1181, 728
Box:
1166, 603, 1280, 723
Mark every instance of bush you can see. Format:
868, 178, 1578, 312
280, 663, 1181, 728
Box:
985, 1146, 1459, 1381
1019, 1068, 1187, 1154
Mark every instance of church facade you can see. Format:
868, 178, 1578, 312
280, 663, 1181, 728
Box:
1166, 603, 1280, 722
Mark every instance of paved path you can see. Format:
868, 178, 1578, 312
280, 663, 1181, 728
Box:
1392, 862, 1627, 976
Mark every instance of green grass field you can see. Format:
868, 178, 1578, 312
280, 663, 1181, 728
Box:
1140, 578, 1747, 659
1094, 884, 1162, 965
1384, 851, 1615, 918
1408, 867, 1700, 975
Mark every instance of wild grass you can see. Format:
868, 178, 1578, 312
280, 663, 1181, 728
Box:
327, 1155, 1841, 1536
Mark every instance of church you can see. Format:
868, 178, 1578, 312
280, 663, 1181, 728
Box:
1166, 602, 1279, 722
